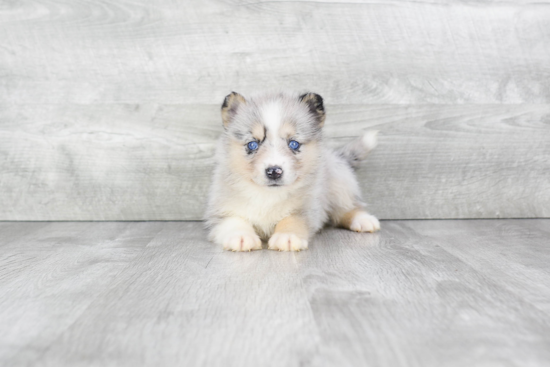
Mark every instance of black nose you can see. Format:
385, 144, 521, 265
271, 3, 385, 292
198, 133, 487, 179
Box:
266, 166, 283, 180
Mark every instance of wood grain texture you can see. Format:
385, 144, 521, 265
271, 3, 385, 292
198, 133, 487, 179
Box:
1, 103, 549, 220
1, 0, 549, 220
0, 222, 166, 364
1, 220, 550, 366
299, 221, 550, 366
410, 220, 550, 313
0, 0, 549, 104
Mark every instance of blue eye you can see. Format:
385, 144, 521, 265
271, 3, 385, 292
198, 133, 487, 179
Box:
247, 141, 259, 151
288, 140, 300, 150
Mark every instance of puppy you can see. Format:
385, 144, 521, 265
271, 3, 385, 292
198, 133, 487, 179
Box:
205, 91, 380, 252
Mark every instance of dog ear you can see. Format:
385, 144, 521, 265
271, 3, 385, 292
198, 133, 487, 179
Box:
221, 91, 246, 127
299, 92, 325, 127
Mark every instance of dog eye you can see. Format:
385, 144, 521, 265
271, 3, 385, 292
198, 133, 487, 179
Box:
247, 141, 259, 151
288, 140, 300, 150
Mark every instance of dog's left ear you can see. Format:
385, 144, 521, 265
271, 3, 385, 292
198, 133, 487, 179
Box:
221, 91, 246, 128
299, 93, 325, 127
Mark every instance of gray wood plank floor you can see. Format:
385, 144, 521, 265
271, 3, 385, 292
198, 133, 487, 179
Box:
1, 220, 549, 367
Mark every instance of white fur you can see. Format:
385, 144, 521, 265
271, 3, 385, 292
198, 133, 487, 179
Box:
349, 212, 381, 233
209, 217, 262, 251
362, 130, 378, 151
254, 140, 296, 187
268, 233, 308, 252
214, 178, 300, 239
261, 102, 283, 133
206, 92, 380, 251
247, 102, 300, 186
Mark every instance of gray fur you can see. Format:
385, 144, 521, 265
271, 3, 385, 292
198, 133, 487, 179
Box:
337, 131, 378, 168
205, 91, 378, 251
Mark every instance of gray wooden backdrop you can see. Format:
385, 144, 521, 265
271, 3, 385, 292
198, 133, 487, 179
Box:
1, 0, 549, 220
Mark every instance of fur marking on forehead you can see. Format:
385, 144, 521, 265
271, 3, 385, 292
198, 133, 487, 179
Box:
261, 102, 283, 134
251, 123, 266, 141
280, 122, 295, 139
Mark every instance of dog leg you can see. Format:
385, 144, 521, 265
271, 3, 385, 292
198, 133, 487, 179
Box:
339, 209, 380, 233
268, 215, 309, 252
210, 217, 262, 252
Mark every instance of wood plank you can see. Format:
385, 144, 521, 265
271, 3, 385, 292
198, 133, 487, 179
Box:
519, 218, 550, 235
298, 221, 550, 366
0, 1, 549, 104
0, 222, 50, 247
14, 222, 320, 367
1, 220, 549, 366
1, 103, 549, 220
409, 219, 550, 313
0, 222, 165, 364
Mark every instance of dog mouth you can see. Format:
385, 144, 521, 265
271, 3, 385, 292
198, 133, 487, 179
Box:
268, 183, 282, 187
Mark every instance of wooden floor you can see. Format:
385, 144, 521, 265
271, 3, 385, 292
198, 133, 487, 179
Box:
1, 220, 549, 367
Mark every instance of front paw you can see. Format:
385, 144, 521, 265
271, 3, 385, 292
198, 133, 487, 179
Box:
223, 233, 262, 252
349, 212, 380, 233
268, 233, 308, 252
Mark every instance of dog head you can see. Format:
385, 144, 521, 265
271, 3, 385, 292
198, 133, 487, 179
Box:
221, 91, 325, 188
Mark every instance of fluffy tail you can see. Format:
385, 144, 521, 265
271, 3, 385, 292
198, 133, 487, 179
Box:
336, 131, 378, 168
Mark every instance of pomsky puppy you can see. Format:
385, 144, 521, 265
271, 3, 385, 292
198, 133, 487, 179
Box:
205, 91, 380, 252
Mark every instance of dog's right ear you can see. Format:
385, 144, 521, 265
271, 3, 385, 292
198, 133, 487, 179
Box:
221, 91, 246, 127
